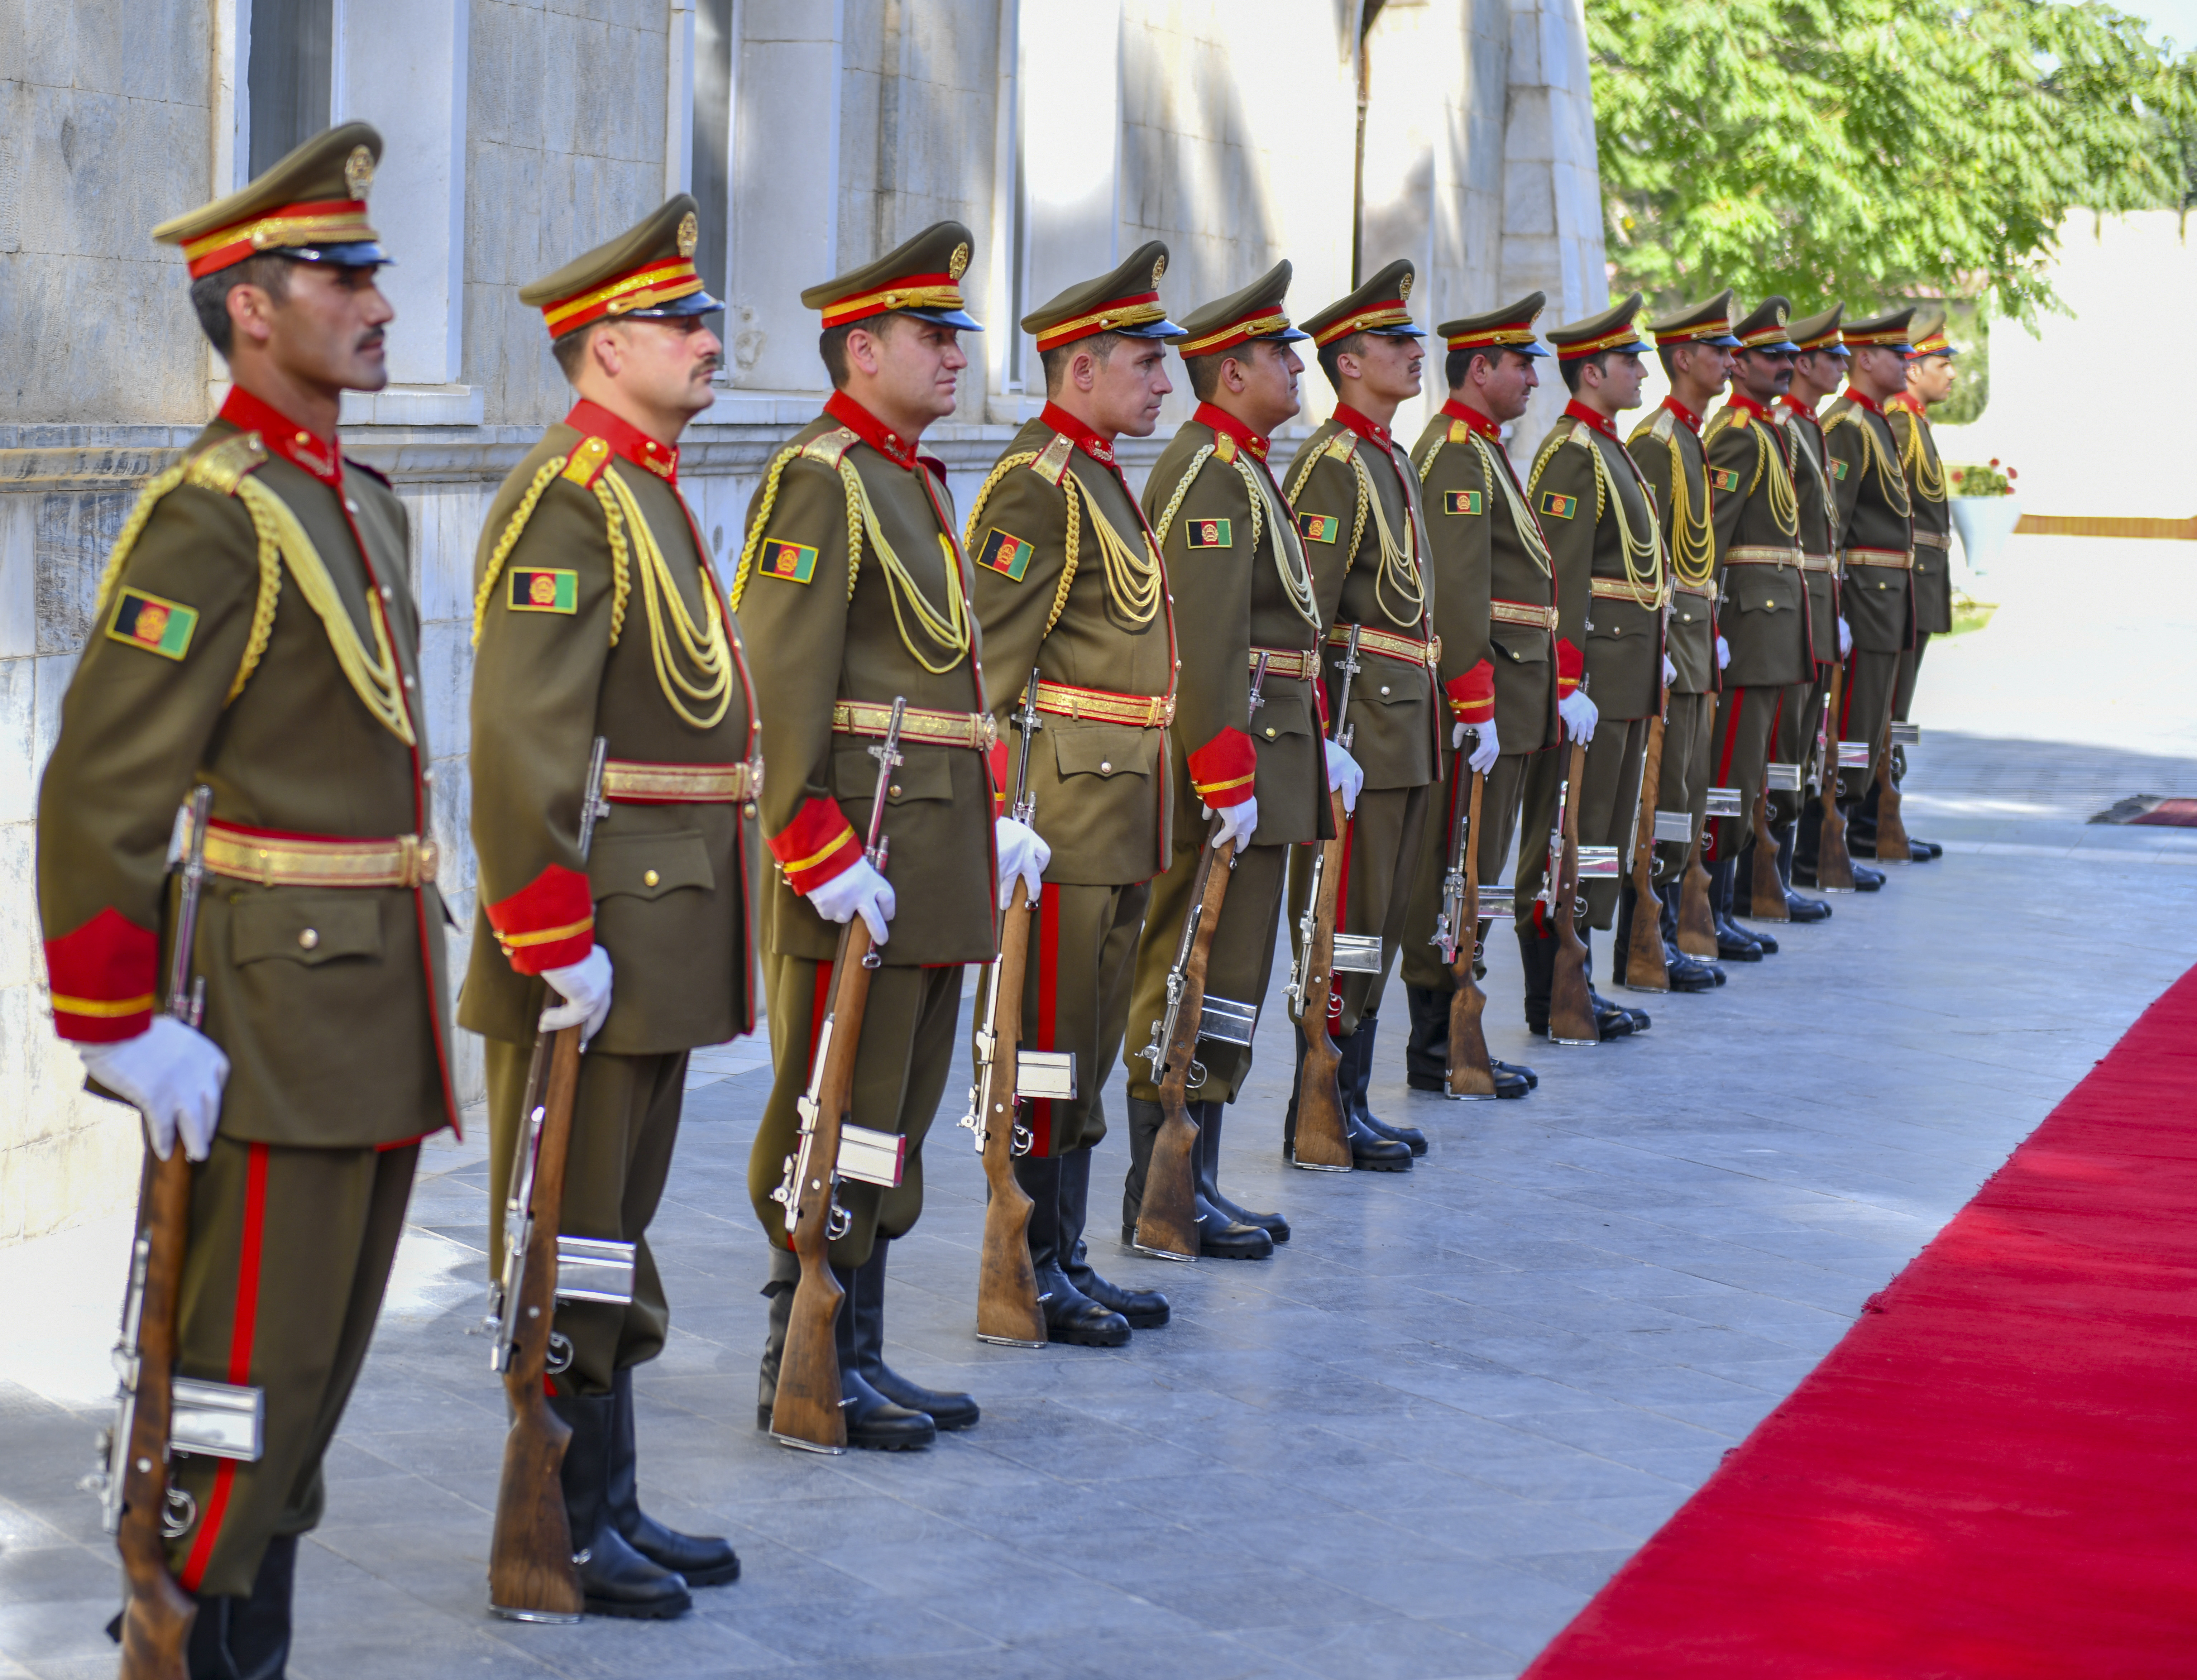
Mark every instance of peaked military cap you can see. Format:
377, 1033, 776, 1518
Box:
1788, 304, 1848, 355
1303, 259, 1424, 347
1437, 293, 1550, 358
1841, 306, 1915, 352
801, 221, 982, 332
521, 195, 723, 339
1023, 240, 1184, 353
1648, 290, 1742, 349
1733, 296, 1800, 354
1906, 311, 1957, 359
1546, 293, 1648, 360
1171, 261, 1309, 357
154, 122, 389, 278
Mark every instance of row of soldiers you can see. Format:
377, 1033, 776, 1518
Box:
36, 123, 1952, 1667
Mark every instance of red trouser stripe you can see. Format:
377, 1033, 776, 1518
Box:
178, 1142, 270, 1590
807, 961, 834, 1074
1029, 887, 1061, 1155
1840, 651, 1858, 735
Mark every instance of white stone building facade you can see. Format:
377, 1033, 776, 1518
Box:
0, 0, 1606, 1242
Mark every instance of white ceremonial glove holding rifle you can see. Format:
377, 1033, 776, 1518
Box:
79, 1018, 229, 1162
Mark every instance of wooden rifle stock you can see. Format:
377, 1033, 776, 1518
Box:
1815, 669, 1857, 889
1444, 766, 1497, 1099
1873, 714, 1911, 862
114, 1149, 195, 1680
1676, 692, 1719, 958
1623, 710, 1672, 990
1134, 827, 1235, 1259
1747, 782, 1790, 922
973, 878, 1044, 1346
1290, 788, 1354, 1169
1548, 737, 1598, 1045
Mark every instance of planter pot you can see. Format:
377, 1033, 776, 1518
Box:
1950, 495, 2020, 575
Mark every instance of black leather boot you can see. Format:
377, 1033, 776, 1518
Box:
1061, 1145, 1171, 1323
756, 1246, 797, 1429
1121, 1094, 1160, 1242
183, 1532, 296, 1679
855, 1238, 981, 1426
607, 1368, 740, 1586
1517, 915, 1555, 1035
1190, 1100, 1278, 1255
1015, 1152, 1131, 1345
833, 1256, 938, 1446
1581, 932, 1647, 1037
1343, 1019, 1426, 1153
1404, 985, 1533, 1096
1292, 1019, 1411, 1171
1710, 858, 1766, 960
1194, 1100, 1289, 1241
1660, 879, 1724, 986
552, 1388, 693, 1618
1775, 823, 1831, 922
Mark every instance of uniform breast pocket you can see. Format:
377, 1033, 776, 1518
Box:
1489, 627, 1549, 665
1732, 588, 1788, 617
1051, 719, 1152, 781
833, 745, 953, 807
589, 830, 715, 903
231, 894, 383, 968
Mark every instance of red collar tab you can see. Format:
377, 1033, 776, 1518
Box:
1660, 394, 1704, 435
1843, 387, 1882, 416
220, 386, 341, 483
1194, 402, 1269, 463
1038, 401, 1118, 468
1441, 398, 1504, 441
1563, 398, 1618, 439
1885, 391, 1925, 416
824, 389, 919, 469
1726, 393, 1771, 423
1778, 393, 1822, 425
1333, 403, 1393, 447
565, 398, 680, 483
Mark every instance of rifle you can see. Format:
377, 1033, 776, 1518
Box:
1873, 714, 1913, 863
1284, 627, 1366, 1171
1675, 692, 1720, 958
1435, 743, 1497, 1098
1623, 685, 1672, 992
768, 699, 911, 1451
94, 785, 222, 1679
485, 739, 613, 1622
1546, 716, 1599, 1046
1814, 671, 1858, 890
962, 671, 1050, 1348
1746, 770, 1791, 924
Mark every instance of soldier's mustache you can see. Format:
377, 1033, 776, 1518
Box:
356, 329, 386, 352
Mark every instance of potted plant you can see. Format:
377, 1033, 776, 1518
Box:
1947, 458, 2020, 576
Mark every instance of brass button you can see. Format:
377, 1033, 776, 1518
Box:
889, 784, 902, 798
1099, 760, 1112, 773
643, 869, 660, 887
1264, 727, 1277, 739
298, 928, 320, 951
1379, 685, 1391, 696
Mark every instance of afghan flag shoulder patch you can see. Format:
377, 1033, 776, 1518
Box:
1185, 517, 1233, 549
106, 587, 198, 660
508, 567, 579, 613
759, 540, 819, 585
1830, 458, 1849, 480
1537, 490, 1579, 521
976, 527, 1035, 583
1706, 466, 1740, 493
1297, 511, 1341, 544
1444, 489, 1484, 516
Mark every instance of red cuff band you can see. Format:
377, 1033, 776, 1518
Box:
485, 864, 595, 976
769, 796, 863, 894
1446, 659, 1496, 724
1556, 637, 1585, 698
45, 906, 160, 1043
1188, 727, 1258, 808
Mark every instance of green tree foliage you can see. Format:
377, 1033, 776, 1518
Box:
1590, 0, 2197, 320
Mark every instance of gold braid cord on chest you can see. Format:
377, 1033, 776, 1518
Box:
1532, 425, 1665, 607
1825, 410, 1913, 518
1289, 439, 1426, 630
1898, 415, 1948, 503
1421, 431, 1553, 578
1158, 445, 1320, 631
965, 447, 1163, 634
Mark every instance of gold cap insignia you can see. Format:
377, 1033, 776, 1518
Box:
949, 242, 971, 281
1399, 272, 1414, 302
1775, 307, 1788, 326
1152, 253, 1167, 284
677, 212, 699, 258
344, 145, 375, 198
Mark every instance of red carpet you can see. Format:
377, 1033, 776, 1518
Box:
1523, 966, 2197, 1678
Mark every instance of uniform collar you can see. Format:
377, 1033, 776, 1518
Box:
1885, 391, 1925, 417
1779, 393, 1823, 427
1725, 392, 1773, 423
565, 398, 680, 484
1332, 402, 1393, 448
824, 389, 919, 470
1039, 401, 1119, 469
220, 385, 341, 484
1842, 386, 1883, 416
1194, 401, 1270, 462
1564, 397, 1619, 439
1441, 397, 1505, 441
1660, 394, 1704, 435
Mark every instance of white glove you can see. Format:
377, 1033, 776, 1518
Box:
1201, 795, 1259, 851
79, 1016, 230, 1163
806, 858, 896, 946
1459, 719, 1501, 774
994, 815, 1050, 908
1661, 653, 1677, 685
1322, 738, 1364, 815
1837, 616, 1853, 659
1557, 687, 1598, 744
540, 945, 614, 1047
1716, 635, 1732, 671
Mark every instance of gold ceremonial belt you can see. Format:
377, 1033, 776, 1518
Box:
1490, 598, 1559, 629
187, 816, 438, 890
1327, 624, 1442, 666
1798, 552, 1836, 573
1724, 546, 1802, 566
832, 700, 998, 751
602, 758, 762, 804
1672, 577, 1718, 601
1032, 681, 1174, 729
1587, 577, 1669, 607
1248, 646, 1318, 680
1845, 546, 1914, 571
1913, 530, 1953, 550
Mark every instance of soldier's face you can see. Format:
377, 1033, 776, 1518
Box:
1347, 332, 1423, 402
241, 262, 395, 393
860, 317, 967, 425
1909, 354, 1956, 404
1469, 348, 1538, 422
604, 317, 723, 421
1227, 339, 1302, 433
1736, 348, 1793, 401
1090, 340, 1172, 438
1591, 349, 1645, 409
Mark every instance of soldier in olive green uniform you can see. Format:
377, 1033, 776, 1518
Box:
1626, 293, 1742, 992
1399, 297, 1560, 1100
1518, 296, 1666, 1040
1282, 262, 1437, 1162
37, 126, 455, 1672
465, 199, 752, 1616
962, 244, 1182, 1344
1707, 299, 1825, 938
1121, 263, 1341, 1252
1880, 314, 1955, 861
1822, 308, 1918, 858
735, 224, 1011, 1447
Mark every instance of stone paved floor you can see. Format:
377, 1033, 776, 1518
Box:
4, 727, 2193, 1679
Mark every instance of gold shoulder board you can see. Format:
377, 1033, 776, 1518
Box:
559, 433, 614, 489
1028, 432, 1076, 487
185, 433, 270, 496
798, 427, 862, 470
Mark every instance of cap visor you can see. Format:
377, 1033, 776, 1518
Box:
1747, 338, 1801, 355
626, 289, 726, 320
903, 306, 983, 331
1515, 342, 1552, 358
290, 242, 393, 269
1115, 317, 1187, 340
1707, 331, 1744, 348
1371, 324, 1426, 339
